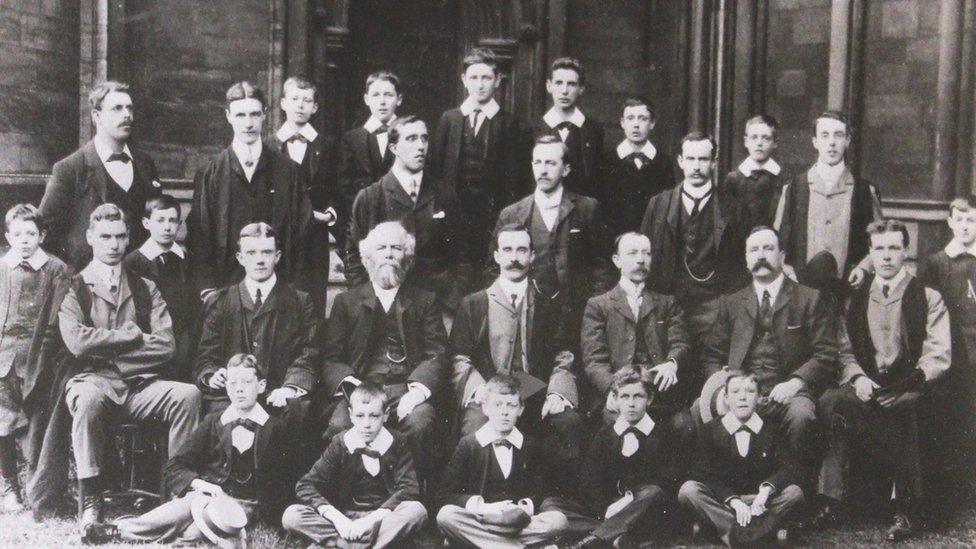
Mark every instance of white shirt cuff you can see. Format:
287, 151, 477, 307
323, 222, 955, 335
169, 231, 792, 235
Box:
517, 498, 534, 516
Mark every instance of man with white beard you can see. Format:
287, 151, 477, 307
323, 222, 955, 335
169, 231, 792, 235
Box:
321, 221, 448, 482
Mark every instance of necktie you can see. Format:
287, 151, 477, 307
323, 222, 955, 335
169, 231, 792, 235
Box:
288, 134, 309, 144
760, 290, 772, 323
409, 178, 419, 204
354, 446, 382, 476
882, 284, 890, 298
682, 190, 711, 217
735, 426, 752, 457
354, 447, 382, 459
254, 288, 263, 310
107, 152, 130, 163
555, 121, 574, 132
510, 294, 524, 373
470, 108, 482, 131
621, 427, 641, 457
234, 418, 258, 430
493, 439, 513, 449
630, 292, 642, 319
627, 152, 648, 169
374, 125, 388, 135
17, 261, 33, 272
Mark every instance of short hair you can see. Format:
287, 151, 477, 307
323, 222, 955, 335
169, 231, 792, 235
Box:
225, 81, 266, 110
462, 48, 500, 75
483, 374, 523, 404
724, 370, 758, 392
282, 75, 317, 100
744, 114, 779, 136
813, 110, 852, 135
746, 225, 781, 247
226, 353, 263, 379
237, 222, 277, 251
349, 381, 389, 409
89, 81, 131, 111
365, 71, 402, 94
867, 219, 910, 248
533, 134, 570, 162
621, 96, 655, 120
5, 204, 44, 232
358, 220, 416, 260
493, 223, 533, 252
549, 57, 585, 85
610, 368, 647, 396
613, 231, 651, 255
88, 203, 126, 230
679, 131, 717, 158
949, 195, 976, 215
388, 115, 425, 146
144, 195, 181, 219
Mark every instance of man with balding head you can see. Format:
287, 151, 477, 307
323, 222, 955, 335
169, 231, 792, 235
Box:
323, 221, 448, 479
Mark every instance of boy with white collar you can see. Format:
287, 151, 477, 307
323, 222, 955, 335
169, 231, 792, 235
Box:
124, 195, 199, 381
282, 382, 427, 548
534, 57, 604, 199
679, 371, 803, 547
543, 369, 679, 549
92, 354, 296, 545
437, 374, 568, 548
723, 114, 784, 230
603, 96, 675, 235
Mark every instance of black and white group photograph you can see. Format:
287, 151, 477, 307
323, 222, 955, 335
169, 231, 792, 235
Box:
0, 0, 975, 547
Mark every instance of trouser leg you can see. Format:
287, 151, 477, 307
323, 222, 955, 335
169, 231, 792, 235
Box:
733, 485, 804, 545
115, 493, 196, 542
281, 503, 341, 545
678, 480, 736, 545
539, 496, 600, 538
65, 378, 115, 479
593, 485, 665, 541
817, 386, 864, 501
437, 504, 566, 548
373, 500, 428, 549
123, 380, 202, 458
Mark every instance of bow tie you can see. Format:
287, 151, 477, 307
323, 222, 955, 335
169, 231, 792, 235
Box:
233, 418, 258, 430
627, 152, 649, 164
554, 121, 575, 132
17, 261, 34, 272
493, 439, 514, 449
622, 426, 643, 437
374, 125, 389, 135
736, 426, 753, 435
107, 152, 131, 163
288, 134, 309, 144
354, 447, 382, 459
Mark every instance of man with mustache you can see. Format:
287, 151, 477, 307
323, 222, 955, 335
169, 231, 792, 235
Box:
450, 225, 582, 497
39, 81, 163, 269
639, 132, 750, 406
323, 221, 448, 481
346, 116, 462, 311
701, 226, 836, 470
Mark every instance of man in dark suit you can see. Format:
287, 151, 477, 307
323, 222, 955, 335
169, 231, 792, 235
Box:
582, 232, 692, 426
337, 71, 401, 224
186, 81, 311, 293
194, 223, 319, 417
270, 76, 340, 311
39, 81, 162, 269
495, 135, 612, 349
346, 115, 462, 311
679, 371, 804, 546
701, 226, 836, 466
431, 48, 523, 290
323, 221, 448, 480
639, 132, 749, 399
533, 57, 604, 199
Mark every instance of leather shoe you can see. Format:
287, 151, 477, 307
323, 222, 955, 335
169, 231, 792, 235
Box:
559, 535, 608, 549
808, 501, 839, 530
80, 495, 103, 529
885, 513, 914, 542
81, 522, 118, 545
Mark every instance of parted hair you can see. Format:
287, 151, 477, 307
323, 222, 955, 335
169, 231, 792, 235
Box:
549, 57, 585, 85
283, 75, 317, 100
88, 203, 126, 230
679, 131, 716, 158
867, 219, 910, 248
388, 115, 425, 145
225, 81, 266, 110
5, 203, 44, 232
463, 48, 500, 74
622, 96, 655, 120
89, 81, 131, 111
949, 194, 976, 214
613, 231, 651, 255
813, 110, 852, 135
237, 222, 277, 250
744, 114, 779, 136
144, 195, 181, 219
484, 374, 523, 404
226, 353, 264, 379
610, 368, 648, 396
493, 223, 533, 252
724, 369, 758, 392
349, 381, 389, 409
534, 134, 570, 162
365, 71, 402, 94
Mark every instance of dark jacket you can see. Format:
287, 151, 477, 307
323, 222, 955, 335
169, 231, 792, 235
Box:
431, 107, 524, 205
195, 281, 319, 400
722, 167, 783, 230
580, 421, 680, 515
582, 285, 690, 398
639, 183, 749, 297
436, 431, 545, 508
533, 118, 604, 199
164, 410, 297, 523
703, 278, 837, 394
321, 282, 447, 396
337, 126, 394, 222
345, 172, 462, 289
295, 430, 420, 512
38, 141, 161, 269
602, 149, 675, 234
691, 416, 798, 503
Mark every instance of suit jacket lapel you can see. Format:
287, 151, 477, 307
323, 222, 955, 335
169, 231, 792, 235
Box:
82, 141, 110, 203
448, 110, 463, 169
254, 420, 273, 466
513, 195, 534, 227
381, 174, 415, 210
609, 286, 636, 323
555, 192, 576, 229
731, 290, 757, 368
416, 175, 437, 210
665, 186, 682, 236
712, 189, 728, 247
525, 284, 535, 359
772, 278, 794, 317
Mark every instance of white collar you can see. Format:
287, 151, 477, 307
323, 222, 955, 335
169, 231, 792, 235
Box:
753, 273, 786, 303
93, 138, 132, 163
344, 427, 394, 456
738, 156, 781, 176
534, 186, 564, 210
276, 122, 318, 144
812, 161, 848, 185
616, 140, 657, 161
944, 239, 976, 259
89, 259, 122, 285
874, 267, 908, 294
220, 403, 270, 426
618, 278, 645, 300
2, 248, 49, 270
391, 164, 423, 191
497, 277, 528, 301
543, 107, 585, 129
460, 98, 500, 119
231, 138, 263, 162
372, 283, 400, 308
613, 413, 655, 436
364, 116, 395, 133
139, 239, 185, 261
475, 424, 524, 449
681, 180, 713, 199
244, 273, 277, 303
722, 413, 763, 435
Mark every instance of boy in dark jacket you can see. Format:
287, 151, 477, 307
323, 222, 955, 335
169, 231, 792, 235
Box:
281, 382, 427, 547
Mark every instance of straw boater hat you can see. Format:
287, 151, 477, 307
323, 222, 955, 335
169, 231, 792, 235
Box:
189, 494, 248, 549
699, 369, 732, 424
